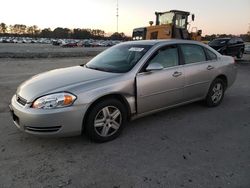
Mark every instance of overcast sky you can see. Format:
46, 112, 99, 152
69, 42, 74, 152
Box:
1, 0, 250, 36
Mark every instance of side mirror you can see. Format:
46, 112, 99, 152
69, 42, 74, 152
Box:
192, 14, 195, 21
146, 63, 164, 72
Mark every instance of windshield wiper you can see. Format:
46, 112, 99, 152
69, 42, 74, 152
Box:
85, 65, 111, 72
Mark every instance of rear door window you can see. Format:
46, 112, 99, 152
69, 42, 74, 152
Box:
180, 44, 206, 64
205, 48, 217, 60
236, 38, 243, 43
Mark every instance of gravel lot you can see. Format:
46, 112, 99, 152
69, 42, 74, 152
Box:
0, 54, 250, 188
0, 43, 106, 58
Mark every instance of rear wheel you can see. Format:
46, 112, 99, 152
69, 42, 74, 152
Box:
205, 78, 225, 107
85, 99, 127, 142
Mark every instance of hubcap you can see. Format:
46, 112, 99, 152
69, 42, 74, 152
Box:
94, 106, 122, 137
211, 83, 223, 103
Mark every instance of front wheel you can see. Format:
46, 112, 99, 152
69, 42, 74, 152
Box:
205, 78, 225, 107
85, 99, 127, 142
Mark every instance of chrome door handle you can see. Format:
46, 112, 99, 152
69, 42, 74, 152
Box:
172, 71, 182, 77
207, 65, 214, 70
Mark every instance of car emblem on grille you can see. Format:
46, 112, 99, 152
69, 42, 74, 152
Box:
16, 94, 27, 106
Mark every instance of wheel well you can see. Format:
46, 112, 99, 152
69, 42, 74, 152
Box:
216, 75, 228, 88
82, 94, 131, 133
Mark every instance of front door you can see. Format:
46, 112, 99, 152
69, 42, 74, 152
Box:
136, 45, 185, 114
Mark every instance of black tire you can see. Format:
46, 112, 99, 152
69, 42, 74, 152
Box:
237, 49, 244, 59
85, 99, 127, 142
205, 78, 225, 107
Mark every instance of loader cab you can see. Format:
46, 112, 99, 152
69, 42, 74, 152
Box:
155, 10, 190, 40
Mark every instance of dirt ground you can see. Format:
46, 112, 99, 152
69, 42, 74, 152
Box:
0, 43, 106, 58
0, 54, 250, 188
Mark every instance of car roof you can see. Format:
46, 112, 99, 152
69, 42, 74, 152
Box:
213, 37, 242, 40
213, 38, 231, 40
121, 39, 206, 46
120, 39, 222, 57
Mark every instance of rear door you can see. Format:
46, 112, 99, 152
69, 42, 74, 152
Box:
179, 44, 218, 101
136, 45, 185, 114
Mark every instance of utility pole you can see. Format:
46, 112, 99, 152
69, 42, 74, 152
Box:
116, 0, 119, 33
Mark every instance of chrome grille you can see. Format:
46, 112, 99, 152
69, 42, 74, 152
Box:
25, 126, 61, 132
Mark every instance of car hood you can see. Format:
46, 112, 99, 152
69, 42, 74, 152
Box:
17, 66, 119, 102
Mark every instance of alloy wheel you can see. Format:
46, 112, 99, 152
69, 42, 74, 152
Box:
211, 83, 223, 104
94, 106, 122, 137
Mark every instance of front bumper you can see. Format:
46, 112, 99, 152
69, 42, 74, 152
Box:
9, 95, 87, 137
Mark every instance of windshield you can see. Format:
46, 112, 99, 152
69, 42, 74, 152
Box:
159, 12, 174, 25
209, 39, 229, 46
85, 44, 152, 73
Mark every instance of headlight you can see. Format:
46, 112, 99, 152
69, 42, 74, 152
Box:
32, 92, 76, 109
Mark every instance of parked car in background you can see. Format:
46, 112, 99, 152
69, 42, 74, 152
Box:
0, 37, 122, 48
82, 41, 92, 47
208, 37, 245, 59
10, 40, 237, 142
61, 42, 78, 48
52, 40, 61, 46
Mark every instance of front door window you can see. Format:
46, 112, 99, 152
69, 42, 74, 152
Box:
180, 44, 206, 64
148, 46, 179, 69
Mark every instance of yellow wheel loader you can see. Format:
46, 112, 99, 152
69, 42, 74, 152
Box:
132, 10, 202, 41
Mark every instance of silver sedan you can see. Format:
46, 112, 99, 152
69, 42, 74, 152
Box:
10, 40, 237, 142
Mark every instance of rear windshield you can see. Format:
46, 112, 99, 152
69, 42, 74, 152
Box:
209, 39, 229, 46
